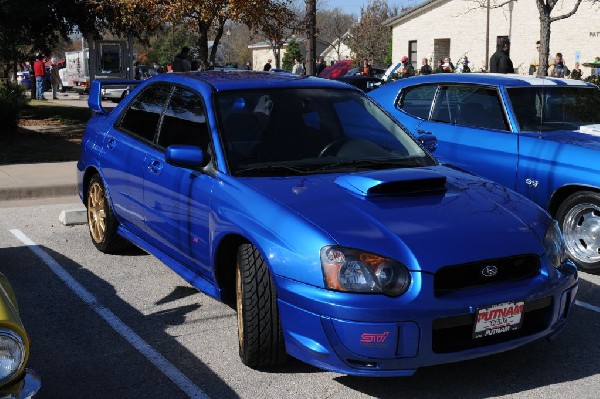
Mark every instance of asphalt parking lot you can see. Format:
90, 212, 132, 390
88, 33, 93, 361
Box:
1, 200, 599, 398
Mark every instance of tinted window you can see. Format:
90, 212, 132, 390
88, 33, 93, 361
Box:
507, 86, 600, 131
120, 84, 172, 142
157, 87, 209, 151
216, 89, 434, 174
397, 85, 436, 119
432, 85, 508, 130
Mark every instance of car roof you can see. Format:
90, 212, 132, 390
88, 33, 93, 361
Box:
150, 70, 358, 92
397, 73, 595, 88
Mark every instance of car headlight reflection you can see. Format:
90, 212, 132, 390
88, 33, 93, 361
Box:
0, 330, 25, 384
544, 219, 567, 269
321, 246, 411, 296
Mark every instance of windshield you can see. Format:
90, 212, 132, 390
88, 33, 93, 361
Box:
507, 86, 600, 132
216, 89, 435, 176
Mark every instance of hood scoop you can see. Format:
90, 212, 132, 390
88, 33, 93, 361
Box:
334, 169, 447, 197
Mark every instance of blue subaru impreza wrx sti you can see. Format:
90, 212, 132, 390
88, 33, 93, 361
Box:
78, 71, 577, 376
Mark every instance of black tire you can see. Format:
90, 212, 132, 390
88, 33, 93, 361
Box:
556, 191, 600, 274
236, 244, 286, 368
86, 174, 129, 253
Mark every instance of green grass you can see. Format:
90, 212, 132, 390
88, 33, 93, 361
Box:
21, 101, 92, 125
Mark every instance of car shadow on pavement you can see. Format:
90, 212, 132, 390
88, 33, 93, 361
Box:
1, 245, 240, 398
335, 278, 600, 398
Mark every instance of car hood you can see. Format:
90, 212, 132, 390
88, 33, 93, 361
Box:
241, 166, 548, 273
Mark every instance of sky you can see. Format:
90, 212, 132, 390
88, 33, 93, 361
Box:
321, 0, 413, 16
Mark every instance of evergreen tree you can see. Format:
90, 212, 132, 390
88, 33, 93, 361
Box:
282, 38, 303, 71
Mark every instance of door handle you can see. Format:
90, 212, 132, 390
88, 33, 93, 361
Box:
148, 159, 163, 175
416, 129, 432, 135
106, 137, 116, 150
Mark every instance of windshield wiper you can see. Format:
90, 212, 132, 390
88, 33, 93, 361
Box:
313, 158, 422, 172
234, 164, 310, 176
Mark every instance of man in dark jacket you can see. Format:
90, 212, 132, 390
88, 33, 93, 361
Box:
489, 37, 514, 73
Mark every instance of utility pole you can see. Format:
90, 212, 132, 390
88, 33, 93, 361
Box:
485, 0, 490, 71
305, 0, 316, 75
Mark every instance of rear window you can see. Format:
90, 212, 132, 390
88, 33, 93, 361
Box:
507, 86, 600, 131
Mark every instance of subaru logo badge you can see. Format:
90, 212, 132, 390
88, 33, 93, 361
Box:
481, 265, 498, 277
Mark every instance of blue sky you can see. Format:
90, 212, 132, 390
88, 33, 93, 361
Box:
322, 0, 412, 16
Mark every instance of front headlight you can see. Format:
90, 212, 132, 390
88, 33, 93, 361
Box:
544, 219, 567, 269
320, 246, 411, 296
0, 330, 25, 384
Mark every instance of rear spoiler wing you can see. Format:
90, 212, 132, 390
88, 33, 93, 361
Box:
88, 79, 143, 115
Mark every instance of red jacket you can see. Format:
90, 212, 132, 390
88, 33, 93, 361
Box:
33, 60, 45, 77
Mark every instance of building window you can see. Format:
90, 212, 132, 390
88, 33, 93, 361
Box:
408, 40, 417, 68
434, 39, 451, 66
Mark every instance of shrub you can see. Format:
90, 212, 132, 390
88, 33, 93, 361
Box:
0, 81, 29, 137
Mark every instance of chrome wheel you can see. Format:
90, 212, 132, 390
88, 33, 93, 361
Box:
562, 202, 600, 265
87, 181, 106, 244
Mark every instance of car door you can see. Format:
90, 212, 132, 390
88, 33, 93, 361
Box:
100, 83, 172, 235
415, 84, 518, 189
142, 85, 214, 277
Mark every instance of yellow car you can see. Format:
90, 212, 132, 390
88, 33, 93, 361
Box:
0, 272, 41, 398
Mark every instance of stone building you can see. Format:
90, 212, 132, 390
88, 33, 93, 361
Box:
387, 0, 600, 76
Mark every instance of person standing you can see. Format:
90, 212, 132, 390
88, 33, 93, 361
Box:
50, 57, 61, 99
172, 47, 191, 72
489, 37, 514, 73
292, 58, 305, 75
361, 58, 373, 77
263, 59, 272, 71
419, 58, 432, 75
400, 56, 415, 78
33, 54, 46, 100
571, 62, 583, 80
549, 52, 569, 78
434, 59, 444, 73
315, 57, 327, 76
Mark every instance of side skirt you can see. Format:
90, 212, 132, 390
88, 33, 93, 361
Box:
116, 225, 222, 301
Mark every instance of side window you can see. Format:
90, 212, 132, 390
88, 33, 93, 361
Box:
432, 85, 508, 131
157, 87, 209, 151
396, 85, 437, 120
119, 84, 172, 142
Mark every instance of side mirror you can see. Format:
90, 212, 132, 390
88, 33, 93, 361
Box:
165, 145, 205, 168
418, 133, 438, 153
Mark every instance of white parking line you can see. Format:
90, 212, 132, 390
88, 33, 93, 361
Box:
10, 229, 209, 399
575, 300, 600, 313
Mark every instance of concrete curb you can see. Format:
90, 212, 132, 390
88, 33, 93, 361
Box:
58, 208, 87, 226
0, 184, 77, 201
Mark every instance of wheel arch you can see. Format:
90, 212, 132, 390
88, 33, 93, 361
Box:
82, 166, 101, 205
213, 233, 251, 307
548, 184, 600, 217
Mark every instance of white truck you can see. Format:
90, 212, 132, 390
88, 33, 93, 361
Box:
59, 49, 89, 92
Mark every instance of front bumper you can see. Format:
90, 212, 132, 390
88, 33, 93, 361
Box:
0, 369, 42, 398
275, 262, 577, 376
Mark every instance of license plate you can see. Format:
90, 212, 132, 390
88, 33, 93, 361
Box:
473, 301, 524, 339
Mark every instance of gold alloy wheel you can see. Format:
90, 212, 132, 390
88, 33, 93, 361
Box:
87, 181, 107, 244
236, 264, 244, 349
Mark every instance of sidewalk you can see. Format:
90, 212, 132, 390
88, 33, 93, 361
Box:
0, 161, 78, 201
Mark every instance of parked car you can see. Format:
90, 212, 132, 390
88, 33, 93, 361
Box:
320, 62, 385, 92
0, 272, 41, 397
102, 65, 159, 102
369, 73, 600, 273
78, 71, 577, 376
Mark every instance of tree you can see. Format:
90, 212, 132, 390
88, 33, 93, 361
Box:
316, 8, 356, 61
147, 27, 199, 67
282, 38, 303, 70
348, 0, 396, 66
535, 0, 583, 76
253, 1, 299, 68
130, 0, 295, 70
